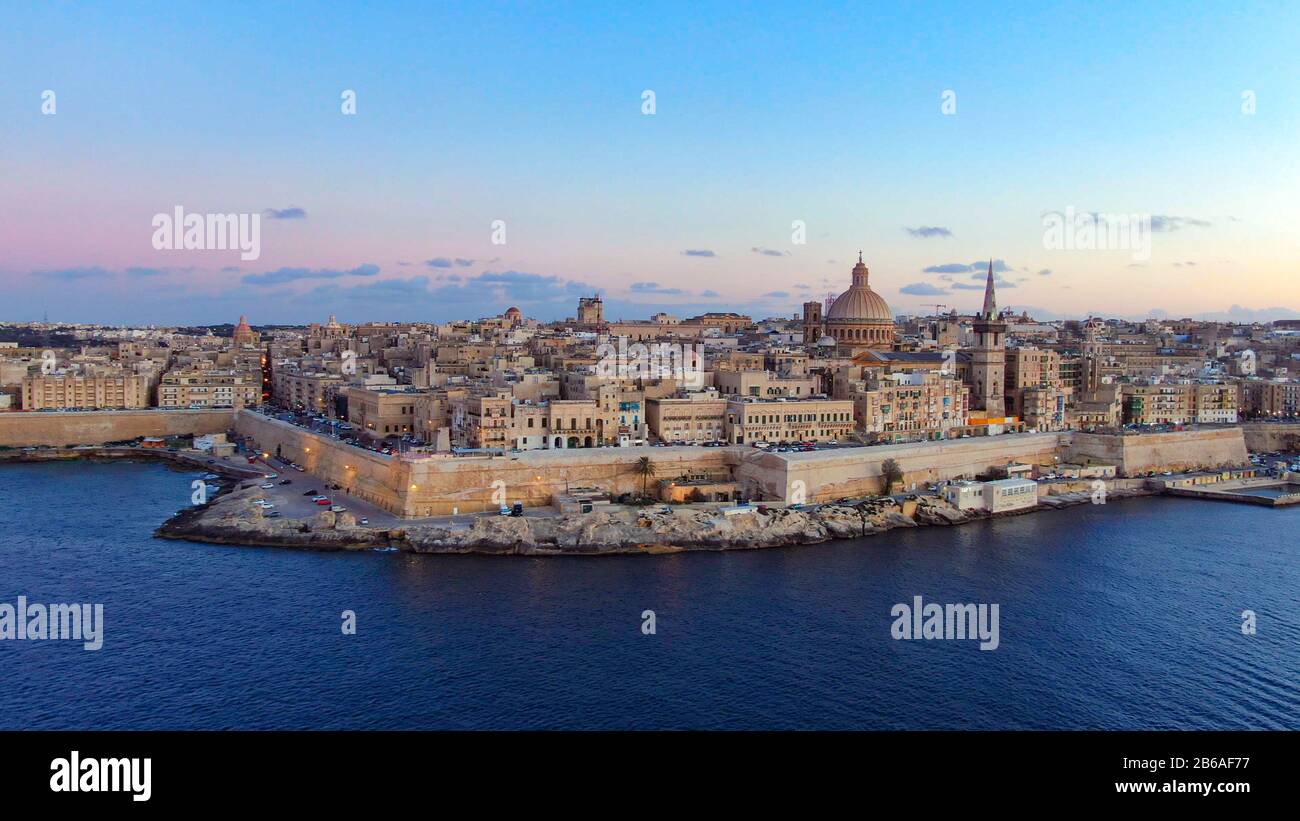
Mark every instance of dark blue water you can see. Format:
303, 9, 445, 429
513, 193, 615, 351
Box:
2, 460, 1298, 729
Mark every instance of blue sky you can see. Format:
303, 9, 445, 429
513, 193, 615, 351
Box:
2, 1, 1298, 324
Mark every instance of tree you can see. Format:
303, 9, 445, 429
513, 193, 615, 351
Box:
881, 458, 904, 492
634, 456, 657, 499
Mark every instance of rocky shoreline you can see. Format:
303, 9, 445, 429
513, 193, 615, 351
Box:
154, 478, 1157, 556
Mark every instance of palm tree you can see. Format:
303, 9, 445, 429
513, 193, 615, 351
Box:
634, 456, 657, 499
881, 458, 903, 493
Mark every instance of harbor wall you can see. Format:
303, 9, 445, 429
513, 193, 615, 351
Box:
734, 433, 1066, 502
3, 408, 1256, 516
1066, 428, 1247, 475
1240, 422, 1300, 453
0, 409, 236, 448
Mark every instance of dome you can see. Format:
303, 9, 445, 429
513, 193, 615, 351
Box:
504, 306, 522, 317
816, 335, 838, 347
826, 287, 893, 322
826, 258, 893, 322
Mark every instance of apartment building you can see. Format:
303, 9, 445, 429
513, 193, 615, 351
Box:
272, 369, 344, 414
343, 385, 420, 438
451, 392, 620, 450
847, 371, 969, 441
646, 393, 728, 444
713, 369, 819, 398
22, 372, 152, 410
724, 396, 855, 444
158, 369, 261, 409
1239, 379, 1300, 418
1121, 382, 1238, 425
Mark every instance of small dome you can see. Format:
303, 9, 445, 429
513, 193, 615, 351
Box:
817, 335, 837, 347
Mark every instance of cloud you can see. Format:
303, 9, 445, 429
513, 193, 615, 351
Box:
681, 249, 716, 257
761, 291, 790, 299
1150, 215, 1211, 232
428, 256, 476, 268
699, 290, 720, 298
303, 276, 433, 305
924, 259, 1011, 275
630, 281, 685, 295
924, 263, 971, 274
125, 267, 167, 278
1037, 269, 1052, 276
900, 282, 948, 296
1193, 305, 1300, 322
450, 270, 601, 304
751, 247, 789, 257
263, 207, 307, 219
905, 226, 953, 239
32, 266, 113, 281
242, 264, 380, 286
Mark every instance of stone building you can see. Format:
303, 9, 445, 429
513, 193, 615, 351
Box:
724, 396, 855, 444
803, 253, 895, 353
968, 261, 1006, 417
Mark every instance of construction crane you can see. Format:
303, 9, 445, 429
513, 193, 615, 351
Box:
929, 304, 948, 343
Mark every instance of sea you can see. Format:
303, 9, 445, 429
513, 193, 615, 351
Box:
2, 459, 1297, 730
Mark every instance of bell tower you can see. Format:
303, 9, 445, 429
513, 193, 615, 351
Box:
970, 260, 1005, 416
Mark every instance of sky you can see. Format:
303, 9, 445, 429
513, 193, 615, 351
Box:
2, 1, 1298, 326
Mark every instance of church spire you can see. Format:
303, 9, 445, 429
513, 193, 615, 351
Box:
980, 259, 997, 321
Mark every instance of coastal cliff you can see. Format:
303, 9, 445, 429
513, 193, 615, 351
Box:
155, 480, 1154, 555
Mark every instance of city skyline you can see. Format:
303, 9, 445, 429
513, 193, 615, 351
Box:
4, 1, 1299, 325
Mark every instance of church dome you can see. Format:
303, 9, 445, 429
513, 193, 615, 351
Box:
826, 257, 893, 322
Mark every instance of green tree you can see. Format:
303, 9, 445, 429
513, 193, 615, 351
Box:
634, 456, 657, 499
881, 458, 904, 492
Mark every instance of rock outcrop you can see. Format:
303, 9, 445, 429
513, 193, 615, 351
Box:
156, 481, 1153, 556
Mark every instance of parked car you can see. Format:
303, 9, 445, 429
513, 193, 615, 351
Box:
498, 506, 511, 516
278, 479, 292, 485
314, 498, 331, 506
259, 482, 275, 489
330, 505, 347, 513
358, 517, 369, 526
511, 502, 524, 517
